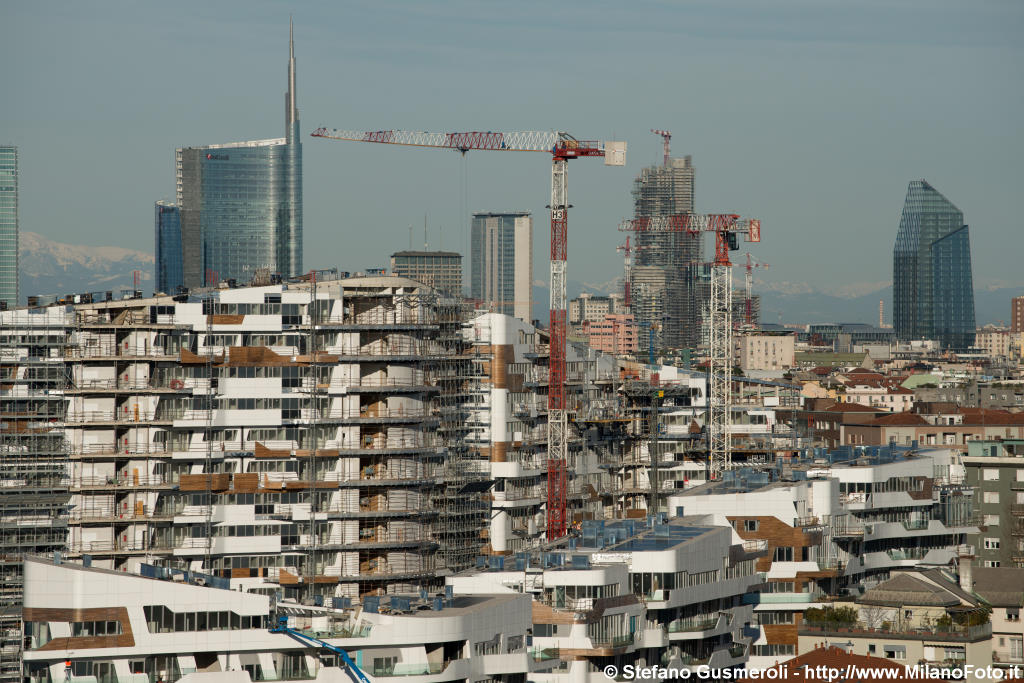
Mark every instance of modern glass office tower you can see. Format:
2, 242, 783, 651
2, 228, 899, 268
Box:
893, 180, 976, 350
470, 211, 532, 321
154, 201, 182, 293
176, 21, 302, 288
0, 146, 17, 309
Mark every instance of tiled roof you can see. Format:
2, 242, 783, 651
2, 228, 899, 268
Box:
971, 567, 1024, 606
868, 412, 928, 426
778, 646, 909, 681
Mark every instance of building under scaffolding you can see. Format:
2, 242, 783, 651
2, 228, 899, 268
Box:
630, 156, 701, 351
0, 306, 72, 683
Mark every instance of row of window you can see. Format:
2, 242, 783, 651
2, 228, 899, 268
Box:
143, 605, 270, 633
754, 611, 794, 625
629, 568, 721, 594
981, 467, 1024, 482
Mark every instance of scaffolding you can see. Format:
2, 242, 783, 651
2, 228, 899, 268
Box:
630, 157, 701, 350
427, 292, 488, 574
0, 306, 72, 683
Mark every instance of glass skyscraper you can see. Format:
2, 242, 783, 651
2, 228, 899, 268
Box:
154, 201, 182, 293
893, 180, 976, 350
173, 21, 302, 288
0, 146, 17, 309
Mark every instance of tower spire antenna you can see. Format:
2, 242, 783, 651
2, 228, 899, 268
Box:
286, 15, 298, 138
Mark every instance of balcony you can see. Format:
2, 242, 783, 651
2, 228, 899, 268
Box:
589, 633, 636, 649
528, 647, 560, 662
744, 592, 825, 605
800, 621, 991, 642
371, 662, 446, 677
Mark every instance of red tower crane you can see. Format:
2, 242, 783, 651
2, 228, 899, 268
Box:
650, 129, 672, 167
740, 253, 769, 328
311, 127, 626, 541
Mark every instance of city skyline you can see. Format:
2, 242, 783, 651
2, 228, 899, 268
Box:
1, 1, 1021, 296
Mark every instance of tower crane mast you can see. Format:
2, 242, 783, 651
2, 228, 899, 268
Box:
619, 213, 761, 480
312, 126, 626, 541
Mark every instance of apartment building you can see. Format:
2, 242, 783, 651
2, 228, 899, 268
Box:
736, 332, 795, 372
568, 294, 625, 327
667, 446, 978, 665
581, 314, 638, 355
796, 568, 993, 666
450, 515, 763, 682
2, 275, 488, 604
465, 312, 625, 554
843, 408, 1024, 448
976, 327, 1013, 359
962, 438, 1024, 568
971, 567, 1024, 669
0, 306, 72, 683
22, 555, 534, 683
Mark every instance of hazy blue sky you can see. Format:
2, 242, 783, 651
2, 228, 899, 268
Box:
2, 0, 1022, 295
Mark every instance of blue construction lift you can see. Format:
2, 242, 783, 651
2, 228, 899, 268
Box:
271, 616, 372, 683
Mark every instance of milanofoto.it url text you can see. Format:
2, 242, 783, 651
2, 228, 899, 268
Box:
602, 663, 1024, 680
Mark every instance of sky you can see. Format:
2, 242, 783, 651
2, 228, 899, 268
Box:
2, 0, 1022, 296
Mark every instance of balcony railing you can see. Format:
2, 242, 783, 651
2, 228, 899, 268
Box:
589, 633, 635, 649
371, 663, 445, 677
667, 616, 719, 633
800, 621, 991, 641
529, 647, 560, 662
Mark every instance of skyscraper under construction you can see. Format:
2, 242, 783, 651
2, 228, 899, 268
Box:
630, 156, 702, 350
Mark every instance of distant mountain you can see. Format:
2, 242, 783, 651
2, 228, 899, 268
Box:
758, 281, 1022, 328
531, 276, 1021, 329
19, 231, 153, 302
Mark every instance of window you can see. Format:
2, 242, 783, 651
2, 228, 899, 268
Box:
984, 491, 1000, 504
765, 581, 795, 593
983, 468, 1000, 481
883, 645, 906, 660
1007, 608, 1020, 623
752, 644, 794, 657
984, 538, 1001, 550
773, 546, 794, 562
868, 645, 876, 654
755, 611, 794, 625
984, 515, 1001, 526
984, 561, 1001, 568
372, 657, 397, 676
744, 520, 759, 532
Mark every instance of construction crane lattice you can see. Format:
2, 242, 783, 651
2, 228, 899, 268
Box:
311, 125, 625, 541
619, 213, 761, 479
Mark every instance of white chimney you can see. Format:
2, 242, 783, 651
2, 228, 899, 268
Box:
958, 545, 975, 592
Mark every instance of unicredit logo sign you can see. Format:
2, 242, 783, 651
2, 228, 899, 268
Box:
206, 153, 229, 160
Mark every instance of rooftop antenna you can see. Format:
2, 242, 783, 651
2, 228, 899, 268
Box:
424, 213, 428, 250
408, 224, 413, 250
